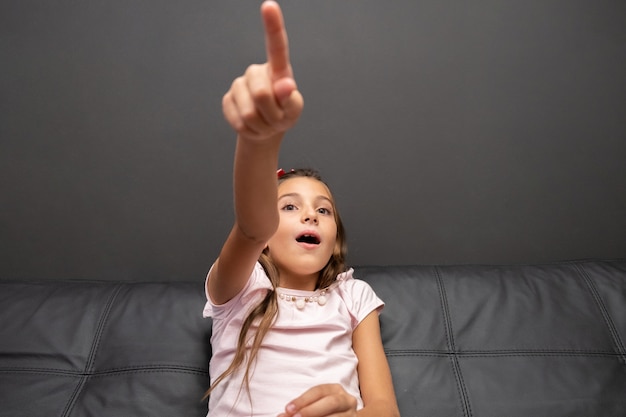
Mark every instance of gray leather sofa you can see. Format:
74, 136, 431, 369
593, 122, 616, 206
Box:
1, 259, 625, 416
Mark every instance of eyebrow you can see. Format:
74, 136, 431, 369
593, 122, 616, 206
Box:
278, 192, 334, 205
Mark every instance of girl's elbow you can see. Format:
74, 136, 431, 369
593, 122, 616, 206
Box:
236, 220, 277, 245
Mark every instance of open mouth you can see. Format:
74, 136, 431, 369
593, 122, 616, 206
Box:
296, 234, 321, 245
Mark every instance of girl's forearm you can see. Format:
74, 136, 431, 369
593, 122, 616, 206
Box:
232, 133, 283, 243
357, 401, 401, 417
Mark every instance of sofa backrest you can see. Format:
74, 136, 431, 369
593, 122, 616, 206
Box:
358, 259, 626, 416
1, 259, 625, 416
0, 281, 212, 417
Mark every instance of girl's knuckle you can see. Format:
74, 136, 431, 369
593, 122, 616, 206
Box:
348, 395, 358, 409
244, 64, 259, 76
251, 86, 272, 104
231, 76, 244, 90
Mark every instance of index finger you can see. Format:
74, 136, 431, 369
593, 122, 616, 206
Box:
261, 1, 292, 80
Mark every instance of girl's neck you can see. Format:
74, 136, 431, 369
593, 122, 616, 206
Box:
277, 273, 319, 291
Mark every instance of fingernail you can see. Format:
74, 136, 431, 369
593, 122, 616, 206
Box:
286, 403, 297, 413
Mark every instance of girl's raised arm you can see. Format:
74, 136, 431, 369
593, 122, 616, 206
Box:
208, 1, 304, 305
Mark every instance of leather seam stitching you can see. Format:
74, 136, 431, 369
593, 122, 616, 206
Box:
575, 263, 626, 365
436, 266, 473, 417
59, 284, 122, 417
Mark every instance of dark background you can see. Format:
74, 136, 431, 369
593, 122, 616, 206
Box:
2, 0, 625, 281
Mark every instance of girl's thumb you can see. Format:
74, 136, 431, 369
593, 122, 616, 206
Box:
273, 77, 298, 107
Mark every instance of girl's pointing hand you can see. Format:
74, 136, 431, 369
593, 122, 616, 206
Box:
222, 1, 303, 142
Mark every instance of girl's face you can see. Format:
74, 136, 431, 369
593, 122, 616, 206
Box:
266, 177, 338, 290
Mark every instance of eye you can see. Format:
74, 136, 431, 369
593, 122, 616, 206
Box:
282, 204, 297, 211
317, 207, 332, 215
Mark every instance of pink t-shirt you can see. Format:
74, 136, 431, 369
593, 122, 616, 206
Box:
203, 262, 384, 417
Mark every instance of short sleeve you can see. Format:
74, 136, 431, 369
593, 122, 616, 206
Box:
203, 262, 273, 319
335, 269, 384, 329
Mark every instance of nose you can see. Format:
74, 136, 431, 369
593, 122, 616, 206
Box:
302, 208, 318, 224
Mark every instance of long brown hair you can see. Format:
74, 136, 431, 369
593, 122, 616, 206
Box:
204, 168, 348, 400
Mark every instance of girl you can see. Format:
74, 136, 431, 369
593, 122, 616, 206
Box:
204, 2, 400, 416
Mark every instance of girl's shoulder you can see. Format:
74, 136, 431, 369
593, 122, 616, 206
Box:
332, 268, 376, 294
332, 268, 384, 325
203, 262, 272, 319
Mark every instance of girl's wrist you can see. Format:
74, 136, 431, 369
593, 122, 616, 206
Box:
237, 131, 285, 147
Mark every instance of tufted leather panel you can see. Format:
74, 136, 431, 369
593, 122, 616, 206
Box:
360, 260, 626, 416
0, 281, 212, 417
1, 259, 625, 416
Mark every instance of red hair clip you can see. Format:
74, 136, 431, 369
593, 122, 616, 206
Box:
277, 168, 294, 179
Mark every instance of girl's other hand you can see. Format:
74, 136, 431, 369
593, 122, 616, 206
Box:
277, 384, 358, 417
222, 1, 304, 142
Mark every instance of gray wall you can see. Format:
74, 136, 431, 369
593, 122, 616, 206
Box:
2, 0, 625, 281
